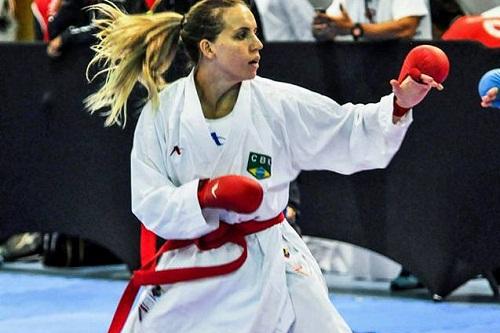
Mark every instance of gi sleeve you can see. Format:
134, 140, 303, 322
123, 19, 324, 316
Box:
130, 103, 218, 240
282, 85, 412, 175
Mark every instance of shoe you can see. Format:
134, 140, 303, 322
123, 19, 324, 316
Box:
390, 273, 424, 291
1, 232, 42, 262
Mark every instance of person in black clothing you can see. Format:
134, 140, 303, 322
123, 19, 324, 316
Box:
46, 0, 150, 57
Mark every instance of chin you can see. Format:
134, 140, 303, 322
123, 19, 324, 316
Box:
247, 70, 258, 79
236, 74, 256, 82
230, 69, 257, 82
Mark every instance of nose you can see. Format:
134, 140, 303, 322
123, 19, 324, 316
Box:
251, 34, 263, 51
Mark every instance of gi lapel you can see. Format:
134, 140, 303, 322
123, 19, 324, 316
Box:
210, 79, 252, 175
179, 70, 220, 176
179, 72, 252, 177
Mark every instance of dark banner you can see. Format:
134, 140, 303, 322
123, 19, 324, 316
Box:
0, 41, 499, 297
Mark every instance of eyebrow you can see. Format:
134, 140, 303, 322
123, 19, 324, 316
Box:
232, 26, 258, 33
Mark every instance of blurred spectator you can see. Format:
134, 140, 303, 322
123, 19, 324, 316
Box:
313, 0, 432, 41
45, 0, 263, 57
441, 4, 500, 48
46, 0, 150, 58
32, 0, 61, 41
0, 0, 17, 41
254, 0, 316, 41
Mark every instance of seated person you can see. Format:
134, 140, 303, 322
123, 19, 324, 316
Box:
313, 0, 432, 41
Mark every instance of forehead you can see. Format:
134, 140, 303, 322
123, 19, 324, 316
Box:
220, 4, 257, 31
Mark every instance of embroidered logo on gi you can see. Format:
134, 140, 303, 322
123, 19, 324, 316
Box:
170, 145, 182, 156
210, 182, 219, 199
247, 152, 271, 180
138, 285, 163, 322
210, 132, 226, 146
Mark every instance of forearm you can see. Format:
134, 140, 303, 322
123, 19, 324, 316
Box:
361, 17, 420, 40
287, 92, 412, 174
8, 0, 15, 14
132, 174, 216, 240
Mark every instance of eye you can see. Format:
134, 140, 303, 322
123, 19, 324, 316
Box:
234, 30, 248, 40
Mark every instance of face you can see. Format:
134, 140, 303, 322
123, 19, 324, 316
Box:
205, 4, 263, 82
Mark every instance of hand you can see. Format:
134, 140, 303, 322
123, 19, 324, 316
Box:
312, 13, 337, 41
478, 69, 500, 109
47, 36, 63, 58
390, 73, 442, 115
391, 45, 449, 118
328, 4, 354, 35
397, 45, 450, 86
48, 0, 62, 18
481, 87, 499, 108
198, 175, 263, 214
312, 5, 354, 40
285, 206, 297, 223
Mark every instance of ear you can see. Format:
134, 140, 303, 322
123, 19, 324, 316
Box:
199, 39, 216, 60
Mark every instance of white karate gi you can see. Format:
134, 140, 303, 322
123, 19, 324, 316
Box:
123, 70, 413, 333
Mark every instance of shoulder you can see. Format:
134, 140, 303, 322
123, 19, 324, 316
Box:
151, 76, 188, 119
248, 76, 337, 125
137, 76, 187, 128
159, 77, 187, 104
250, 76, 322, 103
251, 76, 332, 110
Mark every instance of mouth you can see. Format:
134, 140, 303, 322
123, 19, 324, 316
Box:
248, 56, 260, 67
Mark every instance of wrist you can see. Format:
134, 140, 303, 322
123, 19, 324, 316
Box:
351, 22, 364, 41
393, 96, 411, 117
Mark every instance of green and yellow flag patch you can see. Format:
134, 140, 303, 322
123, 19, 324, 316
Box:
247, 152, 272, 180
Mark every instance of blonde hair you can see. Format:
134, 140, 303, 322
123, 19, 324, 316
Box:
85, 2, 182, 127
85, 0, 248, 127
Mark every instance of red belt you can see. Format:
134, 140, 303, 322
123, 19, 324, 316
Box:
108, 212, 284, 333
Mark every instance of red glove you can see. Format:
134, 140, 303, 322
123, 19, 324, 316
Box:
197, 175, 263, 214
394, 45, 450, 117
398, 45, 450, 84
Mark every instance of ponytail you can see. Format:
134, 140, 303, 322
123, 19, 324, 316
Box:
84, 2, 183, 127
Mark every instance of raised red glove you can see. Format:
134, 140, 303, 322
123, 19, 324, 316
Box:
393, 45, 450, 117
197, 175, 263, 214
398, 45, 450, 84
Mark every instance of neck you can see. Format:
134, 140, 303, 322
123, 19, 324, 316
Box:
194, 64, 241, 119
